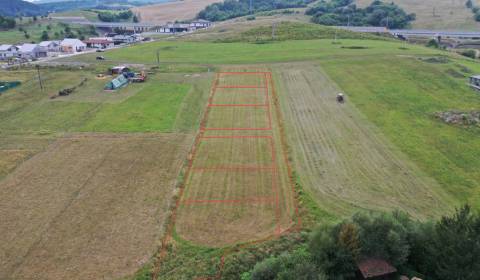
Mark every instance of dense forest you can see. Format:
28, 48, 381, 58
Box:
242, 205, 480, 280
306, 0, 416, 29
198, 0, 314, 21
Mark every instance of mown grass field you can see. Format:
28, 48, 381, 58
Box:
320, 54, 480, 208
61, 39, 441, 65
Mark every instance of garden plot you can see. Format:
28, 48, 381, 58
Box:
175, 71, 297, 247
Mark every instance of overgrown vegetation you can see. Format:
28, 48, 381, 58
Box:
97, 10, 134, 22
198, 0, 313, 21
218, 22, 387, 42
306, 0, 416, 29
465, 0, 480, 22
0, 15, 16, 29
243, 206, 480, 280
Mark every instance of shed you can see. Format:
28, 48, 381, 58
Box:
357, 258, 397, 279
469, 75, 480, 90
110, 65, 130, 75
104, 75, 129, 90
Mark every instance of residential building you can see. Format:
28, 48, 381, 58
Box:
84, 38, 114, 49
17, 44, 47, 59
39, 41, 61, 53
190, 19, 212, 30
0, 45, 19, 60
60, 38, 87, 53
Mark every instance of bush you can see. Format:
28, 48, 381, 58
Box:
460, 49, 477, 59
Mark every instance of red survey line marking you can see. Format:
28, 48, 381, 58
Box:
209, 86, 269, 106
215, 85, 266, 89
181, 197, 276, 205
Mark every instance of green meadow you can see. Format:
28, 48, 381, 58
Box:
321, 55, 480, 207
63, 39, 441, 65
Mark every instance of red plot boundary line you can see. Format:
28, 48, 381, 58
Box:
209, 86, 268, 107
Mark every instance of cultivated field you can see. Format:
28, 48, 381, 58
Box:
0, 133, 193, 280
274, 62, 454, 219
357, 0, 480, 30
132, 0, 221, 24
175, 70, 297, 247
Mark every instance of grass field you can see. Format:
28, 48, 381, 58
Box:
357, 0, 480, 30
274, 62, 454, 219
0, 133, 193, 279
132, 0, 221, 24
320, 54, 480, 209
60, 39, 441, 65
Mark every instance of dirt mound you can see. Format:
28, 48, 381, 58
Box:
435, 111, 480, 126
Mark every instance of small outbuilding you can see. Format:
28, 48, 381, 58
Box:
104, 75, 129, 90
357, 258, 397, 280
110, 65, 131, 75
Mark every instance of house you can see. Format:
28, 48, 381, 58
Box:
17, 44, 47, 59
60, 39, 87, 53
0, 45, 19, 60
39, 41, 61, 53
469, 75, 480, 90
357, 258, 397, 280
112, 35, 136, 45
84, 38, 114, 49
156, 23, 191, 34
189, 19, 212, 30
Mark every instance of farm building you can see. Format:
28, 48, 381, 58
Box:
84, 38, 114, 49
104, 75, 129, 90
39, 41, 61, 53
60, 39, 87, 53
469, 75, 480, 90
190, 19, 212, 30
156, 23, 191, 33
112, 35, 136, 45
0, 45, 19, 60
357, 258, 397, 280
17, 44, 47, 59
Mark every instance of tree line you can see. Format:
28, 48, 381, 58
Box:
306, 0, 415, 29
0, 15, 16, 29
97, 10, 134, 22
197, 0, 314, 22
242, 205, 480, 280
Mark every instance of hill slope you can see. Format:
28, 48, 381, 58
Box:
0, 0, 45, 17
357, 0, 480, 30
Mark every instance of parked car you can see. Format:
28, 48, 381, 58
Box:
96, 56, 106, 60
96, 49, 105, 53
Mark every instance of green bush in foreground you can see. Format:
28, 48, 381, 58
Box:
245, 206, 480, 280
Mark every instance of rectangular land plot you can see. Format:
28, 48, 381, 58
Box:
216, 73, 266, 88
176, 202, 277, 247
210, 87, 267, 106
203, 106, 271, 130
192, 136, 274, 169
182, 169, 275, 203
0, 133, 192, 280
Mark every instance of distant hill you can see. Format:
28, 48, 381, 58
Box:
0, 0, 46, 17
356, 0, 480, 30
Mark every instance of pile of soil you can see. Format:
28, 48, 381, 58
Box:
435, 110, 480, 126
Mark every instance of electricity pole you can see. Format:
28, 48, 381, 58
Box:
156, 49, 160, 65
36, 65, 44, 91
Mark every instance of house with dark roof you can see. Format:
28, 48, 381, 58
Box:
357, 258, 397, 280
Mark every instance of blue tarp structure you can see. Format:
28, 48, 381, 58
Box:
0, 81, 21, 93
104, 75, 129, 90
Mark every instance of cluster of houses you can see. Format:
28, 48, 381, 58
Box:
154, 19, 212, 34
0, 34, 144, 62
